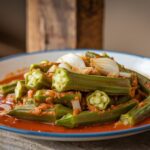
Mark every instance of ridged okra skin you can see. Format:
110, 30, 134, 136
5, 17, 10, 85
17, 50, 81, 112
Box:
120, 96, 150, 126
34, 89, 81, 107
52, 104, 72, 119
8, 104, 56, 122
15, 81, 27, 101
52, 68, 131, 95
0, 80, 21, 95
8, 104, 72, 122
115, 95, 131, 105
25, 69, 51, 90
30, 61, 57, 72
119, 67, 150, 95
56, 100, 138, 128
86, 90, 110, 111
85, 51, 100, 58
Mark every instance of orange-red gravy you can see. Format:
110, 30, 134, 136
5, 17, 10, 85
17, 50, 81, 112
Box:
1, 74, 150, 133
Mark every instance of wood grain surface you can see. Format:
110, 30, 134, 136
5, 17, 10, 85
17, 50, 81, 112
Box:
1, 130, 150, 150
26, 0, 104, 52
26, 0, 76, 52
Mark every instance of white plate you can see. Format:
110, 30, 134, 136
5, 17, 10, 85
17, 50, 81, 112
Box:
0, 49, 150, 141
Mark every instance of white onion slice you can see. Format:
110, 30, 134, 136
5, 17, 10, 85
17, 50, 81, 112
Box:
91, 58, 119, 76
119, 72, 131, 78
57, 53, 86, 70
71, 100, 81, 111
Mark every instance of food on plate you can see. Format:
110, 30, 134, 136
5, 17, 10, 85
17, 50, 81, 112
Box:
0, 51, 150, 130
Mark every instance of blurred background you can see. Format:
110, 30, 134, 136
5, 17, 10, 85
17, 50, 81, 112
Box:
0, 0, 150, 57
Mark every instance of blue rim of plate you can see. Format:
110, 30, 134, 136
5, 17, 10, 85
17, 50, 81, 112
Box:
0, 48, 150, 138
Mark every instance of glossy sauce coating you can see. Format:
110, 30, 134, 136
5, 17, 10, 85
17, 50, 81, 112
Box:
0, 74, 150, 133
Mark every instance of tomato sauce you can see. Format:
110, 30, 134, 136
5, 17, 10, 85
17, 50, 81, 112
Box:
0, 74, 150, 133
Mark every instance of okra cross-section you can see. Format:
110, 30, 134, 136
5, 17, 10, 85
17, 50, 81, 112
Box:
25, 69, 51, 90
52, 68, 132, 95
120, 96, 150, 126
56, 99, 138, 128
86, 90, 110, 111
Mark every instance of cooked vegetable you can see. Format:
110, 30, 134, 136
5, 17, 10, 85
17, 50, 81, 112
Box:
90, 58, 119, 76
56, 100, 137, 128
52, 68, 131, 95
86, 90, 110, 111
119, 67, 150, 94
115, 95, 131, 105
30, 61, 56, 72
1, 51, 150, 129
120, 96, 150, 126
8, 104, 72, 122
25, 69, 51, 90
85, 51, 100, 58
0, 80, 20, 95
57, 53, 86, 70
15, 81, 27, 101
34, 89, 81, 107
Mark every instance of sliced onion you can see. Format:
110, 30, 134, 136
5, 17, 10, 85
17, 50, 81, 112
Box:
58, 63, 72, 71
71, 100, 81, 111
57, 53, 86, 70
91, 58, 119, 76
119, 72, 131, 78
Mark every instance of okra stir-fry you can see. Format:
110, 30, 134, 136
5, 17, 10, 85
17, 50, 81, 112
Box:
1, 51, 150, 128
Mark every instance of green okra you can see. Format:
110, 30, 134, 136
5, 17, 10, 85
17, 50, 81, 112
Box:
15, 81, 27, 101
34, 89, 81, 107
52, 68, 132, 95
56, 99, 138, 128
54, 92, 81, 107
25, 69, 51, 90
51, 104, 72, 119
115, 95, 131, 105
86, 90, 111, 111
8, 104, 72, 122
8, 104, 55, 122
120, 96, 150, 126
119, 66, 150, 94
85, 51, 100, 58
30, 60, 53, 72
0, 80, 22, 95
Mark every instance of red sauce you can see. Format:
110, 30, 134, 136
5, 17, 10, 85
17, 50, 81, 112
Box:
0, 74, 150, 133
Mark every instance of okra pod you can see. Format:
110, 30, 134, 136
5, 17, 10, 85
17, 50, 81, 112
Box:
25, 69, 51, 90
15, 81, 27, 101
0, 80, 20, 95
8, 104, 55, 122
51, 104, 72, 119
119, 66, 150, 94
52, 68, 132, 95
115, 95, 131, 105
120, 96, 150, 126
56, 99, 138, 128
85, 51, 100, 58
86, 90, 110, 111
34, 89, 81, 107
8, 104, 72, 122
30, 61, 57, 72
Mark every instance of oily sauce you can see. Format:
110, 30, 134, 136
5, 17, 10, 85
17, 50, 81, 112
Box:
0, 74, 150, 133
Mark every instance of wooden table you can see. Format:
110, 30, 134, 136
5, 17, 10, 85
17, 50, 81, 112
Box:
1, 130, 150, 150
